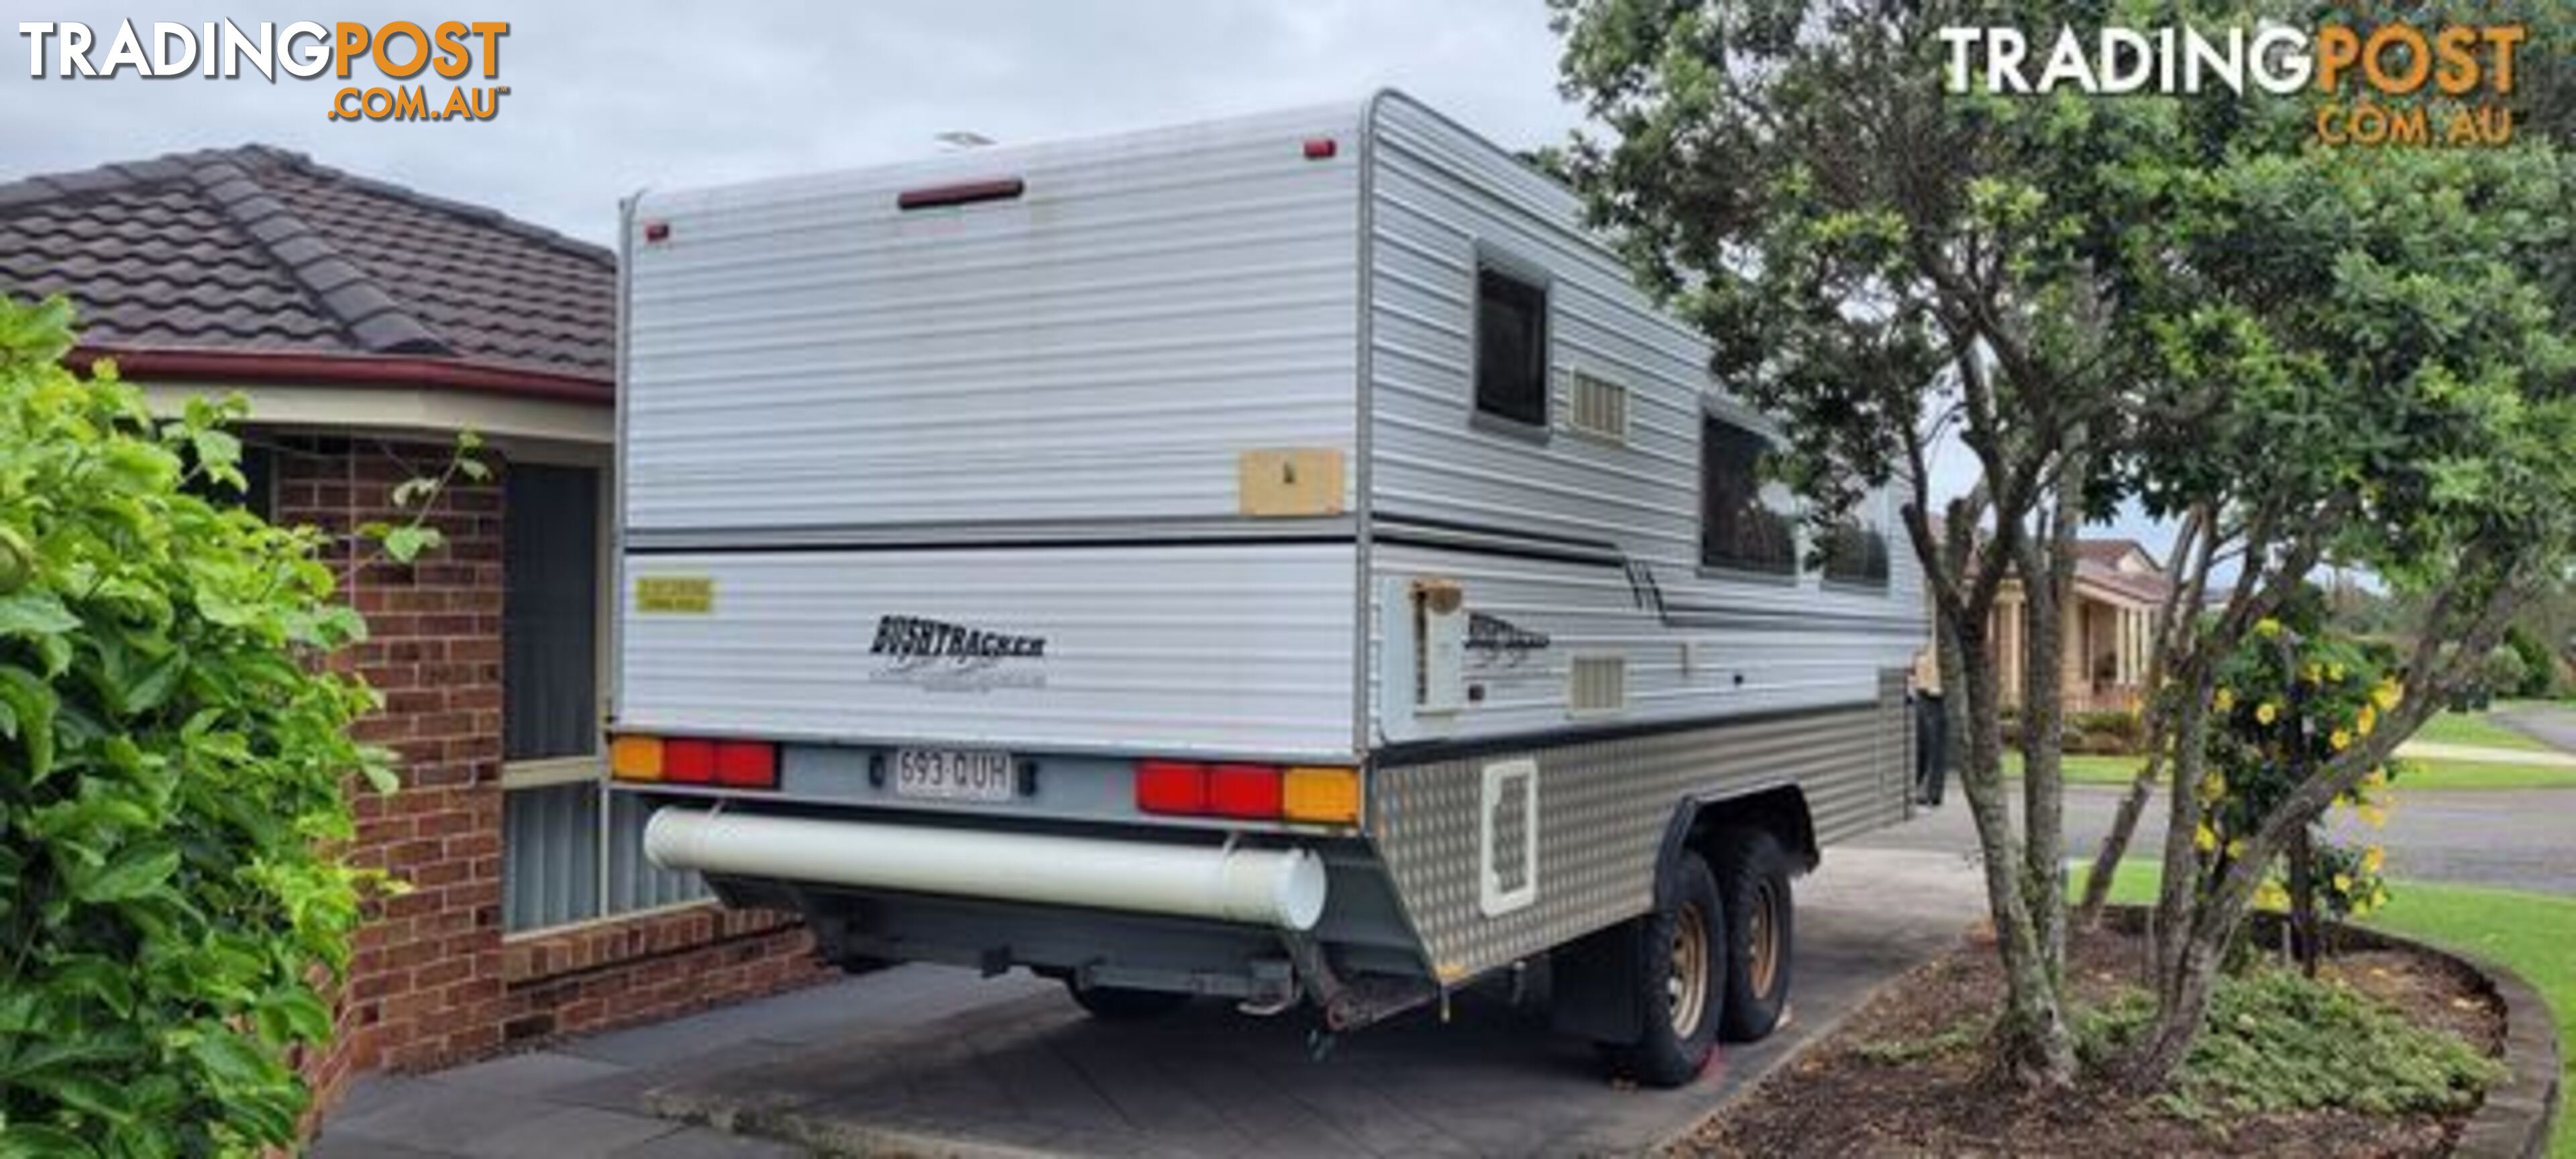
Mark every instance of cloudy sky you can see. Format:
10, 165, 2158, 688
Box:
7, 2, 1581, 244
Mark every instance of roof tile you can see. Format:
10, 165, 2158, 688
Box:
0, 145, 610, 382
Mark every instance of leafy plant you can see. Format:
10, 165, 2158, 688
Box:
2075, 969, 2502, 1119
0, 296, 391, 1154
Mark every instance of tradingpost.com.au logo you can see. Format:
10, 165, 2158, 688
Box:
19, 19, 511, 122
1940, 19, 2529, 148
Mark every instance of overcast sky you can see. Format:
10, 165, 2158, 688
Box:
7, 1, 2174, 551
6, 1, 1580, 244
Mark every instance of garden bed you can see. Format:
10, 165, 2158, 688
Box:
1676, 920, 2512, 1157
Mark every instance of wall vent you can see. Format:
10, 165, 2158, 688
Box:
1566, 372, 1629, 443
1479, 758, 1538, 916
1569, 655, 1627, 714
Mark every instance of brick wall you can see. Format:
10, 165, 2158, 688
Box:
273, 434, 826, 1119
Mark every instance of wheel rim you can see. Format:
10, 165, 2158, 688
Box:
1668, 900, 1710, 1038
1748, 881, 1780, 998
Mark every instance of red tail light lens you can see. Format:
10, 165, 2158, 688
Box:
663, 738, 717, 784
1207, 764, 1284, 819
714, 741, 777, 787
1135, 760, 1208, 814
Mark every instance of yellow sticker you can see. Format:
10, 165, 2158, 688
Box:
1238, 447, 1345, 518
635, 575, 714, 614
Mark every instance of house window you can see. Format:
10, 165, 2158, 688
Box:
1474, 264, 1549, 429
505, 464, 599, 762
184, 441, 276, 522
1821, 512, 1892, 588
499, 459, 708, 933
1699, 415, 1796, 575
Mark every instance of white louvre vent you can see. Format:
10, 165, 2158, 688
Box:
1569, 655, 1627, 714
1566, 372, 1629, 444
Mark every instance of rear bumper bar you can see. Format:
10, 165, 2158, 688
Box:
643, 808, 1330, 930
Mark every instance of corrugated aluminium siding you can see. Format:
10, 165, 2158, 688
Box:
619, 543, 1358, 759
1361, 94, 1927, 746
623, 103, 1364, 533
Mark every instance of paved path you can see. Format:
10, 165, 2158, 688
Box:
2496, 702, 2576, 753
1858, 783, 2576, 895
2397, 740, 2576, 767
317, 846, 1986, 1158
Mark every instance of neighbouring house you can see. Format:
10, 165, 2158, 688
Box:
0, 145, 824, 1110
1917, 535, 2173, 716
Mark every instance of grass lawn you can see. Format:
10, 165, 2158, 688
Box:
2004, 750, 2576, 791
2084, 866, 2576, 1157
2413, 707, 2559, 753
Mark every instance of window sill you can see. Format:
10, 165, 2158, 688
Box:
500, 753, 604, 790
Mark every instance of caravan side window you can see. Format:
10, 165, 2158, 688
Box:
1821, 508, 1892, 588
1474, 264, 1549, 429
1699, 415, 1796, 576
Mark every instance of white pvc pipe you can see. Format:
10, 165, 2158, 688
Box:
643, 808, 1328, 931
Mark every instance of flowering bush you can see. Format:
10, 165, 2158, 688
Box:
2197, 607, 2404, 942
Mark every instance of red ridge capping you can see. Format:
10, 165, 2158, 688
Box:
65, 345, 615, 406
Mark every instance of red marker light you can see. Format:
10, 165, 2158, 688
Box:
1302, 137, 1337, 160
642, 220, 670, 243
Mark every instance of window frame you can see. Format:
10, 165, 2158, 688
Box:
490, 443, 694, 938
1695, 403, 1802, 583
1819, 490, 1894, 592
1468, 246, 1554, 441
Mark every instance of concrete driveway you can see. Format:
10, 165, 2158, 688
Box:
317, 844, 1986, 1159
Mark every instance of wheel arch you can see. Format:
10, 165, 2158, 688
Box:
1654, 785, 1819, 907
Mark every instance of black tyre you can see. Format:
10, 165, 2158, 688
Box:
1604, 850, 1725, 1087
1064, 980, 1191, 1022
1711, 827, 1794, 1042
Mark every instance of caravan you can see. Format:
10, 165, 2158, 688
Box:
609, 93, 1928, 1085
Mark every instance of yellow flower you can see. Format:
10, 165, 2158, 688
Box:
2225, 838, 2247, 860
2333, 873, 2354, 893
2362, 765, 2388, 788
2330, 728, 2353, 752
2357, 704, 2377, 736
2328, 663, 2347, 683
2362, 846, 2385, 874
2256, 617, 2282, 638
2359, 802, 2389, 829
2351, 897, 2375, 918
2255, 702, 2279, 725
2194, 824, 2218, 853
2302, 662, 2322, 684
2372, 679, 2402, 710
2198, 772, 2227, 803
2214, 687, 2236, 712
2255, 881, 2289, 909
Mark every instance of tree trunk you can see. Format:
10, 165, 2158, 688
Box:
2075, 752, 2160, 923
2015, 478, 2080, 989
1952, 620, 2078, 1087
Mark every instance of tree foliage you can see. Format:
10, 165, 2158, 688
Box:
0, 296, 392, 1155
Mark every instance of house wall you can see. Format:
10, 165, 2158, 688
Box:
271, 435, 830, 1119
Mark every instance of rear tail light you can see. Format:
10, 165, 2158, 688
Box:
1135, 760, 1209, 815
714, 741, 778, 787
608, 734, 779, 790
1207, 764, 1283, 818
663, 739, 717, 783
1134, 761, 1358, 824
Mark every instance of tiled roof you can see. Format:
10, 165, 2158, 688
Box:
0, 145, 612, 384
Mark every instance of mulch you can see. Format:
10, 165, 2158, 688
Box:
1676, 922, 2504, 1158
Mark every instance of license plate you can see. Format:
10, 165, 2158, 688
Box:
892, 748, 1016, 803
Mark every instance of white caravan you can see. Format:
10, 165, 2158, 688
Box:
610, 92, 1930, 1085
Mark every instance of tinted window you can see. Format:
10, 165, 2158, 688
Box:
1821, 517, 1892, 588
1700, 416, 1795, 575
1475, 266, 1548, 427
503, 463, 600, 761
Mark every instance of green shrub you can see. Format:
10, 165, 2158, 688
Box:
2076, 969, 2502, 1119
0, 296, 390, 1154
